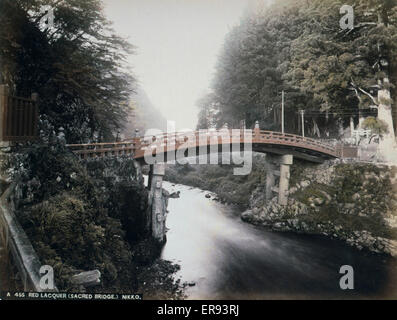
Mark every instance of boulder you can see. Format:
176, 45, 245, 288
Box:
319, 191, 332, 202
300, 180, 310, 188
313, 198, 324, 206
352, 193, 361, 201
241, 210, 253, 221
382, 239, 397, 257
169, 191, 180, 199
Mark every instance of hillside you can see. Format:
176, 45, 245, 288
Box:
122, 87, 167, 138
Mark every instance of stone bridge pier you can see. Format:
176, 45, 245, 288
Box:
147, 164, 167, 243
146, 154, 294, 243
265, 154, 293, 206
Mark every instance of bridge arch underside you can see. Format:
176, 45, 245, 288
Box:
134, 142, 337, 165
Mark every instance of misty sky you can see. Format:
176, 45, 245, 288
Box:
103, 0, 267, 130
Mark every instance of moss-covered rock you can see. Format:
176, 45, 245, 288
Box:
243, 161, 397, 257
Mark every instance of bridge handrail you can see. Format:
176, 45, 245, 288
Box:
67, 141, 137, 148
256, 130, 336, 152
68, 129, 339, 159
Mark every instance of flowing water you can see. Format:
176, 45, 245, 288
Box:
158, 181, 397, 300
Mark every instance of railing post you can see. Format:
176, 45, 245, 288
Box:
254, 121, 260, 142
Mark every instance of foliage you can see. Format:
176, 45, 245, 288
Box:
362, 116, 389, 136
11, 143, 151, 292
122, 87, 168, 137
0, 0, 134, 143
197, 0, 397, 138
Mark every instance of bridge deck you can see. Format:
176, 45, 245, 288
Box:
67, 129, 340, 163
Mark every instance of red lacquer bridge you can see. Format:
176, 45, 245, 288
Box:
67, 129, 340, 164
67, 129, 340, 239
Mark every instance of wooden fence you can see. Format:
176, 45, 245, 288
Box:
336, 144, 359, 159
0, 85, 38, 142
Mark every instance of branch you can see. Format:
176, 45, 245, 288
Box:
340, 22, 377, 36
350, 77, 379, 106
33, 0, 65, 23
355, 22, 377, 28
353, 87, 362, 102
357, 87, 379, 105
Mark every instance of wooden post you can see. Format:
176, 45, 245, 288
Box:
31, 93, 38, 139
240, 119, 246, 141
281, 90, 285, 134
254, 120, 260, 142
300, 110, 305, 138
0, 85, 9, 142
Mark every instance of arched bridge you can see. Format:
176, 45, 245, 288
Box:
67, 129, 339, 163
67, 129, 339, 243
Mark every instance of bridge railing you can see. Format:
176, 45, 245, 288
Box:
131, 129, 339, 158
68, 129, 340, 160
130, 129, 253, 151
67, 141, 137, 159
254, 130, 339, 156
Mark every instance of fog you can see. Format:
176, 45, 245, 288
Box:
103, 0, 270, 130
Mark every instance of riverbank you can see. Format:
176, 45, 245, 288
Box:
160, 181, 397, 299
164, 156, 397, 258
1, 142, 183, 298
242, 161, 397, 257
164, 154, 267, 209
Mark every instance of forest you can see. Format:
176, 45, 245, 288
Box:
0, 0, 134, 143
197, 0, 397, 141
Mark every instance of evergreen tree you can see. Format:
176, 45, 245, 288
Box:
287, 0, 397, 157
201, 0, 397, 150
0, 0, 134, 143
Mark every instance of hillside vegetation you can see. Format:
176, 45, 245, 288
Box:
198, 0, 397, 141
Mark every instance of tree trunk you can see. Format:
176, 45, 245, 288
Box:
378, 79, 395, 138
377, 78, 397, 162
313, 118, 321, 138
358, 111, 365, 129
376, 11, 397, 163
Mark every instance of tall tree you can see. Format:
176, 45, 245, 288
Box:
200, 0, 333, 134
196, 92, 220, 130
202, 0, 397, 158
0, 0, 134, 143
287, 0, 397, 159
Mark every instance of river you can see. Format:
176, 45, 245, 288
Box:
158, 181, 397, 300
